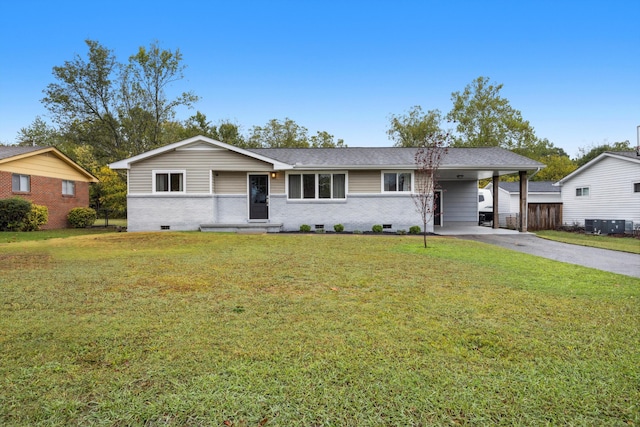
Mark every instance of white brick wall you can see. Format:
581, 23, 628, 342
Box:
127, 195, 214, 231
126, 185, 480, 233
214, 195, 248, 223
269, 194, 428, 232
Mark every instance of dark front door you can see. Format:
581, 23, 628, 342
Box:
249, 174, 269, 220
434, 190, 442, 226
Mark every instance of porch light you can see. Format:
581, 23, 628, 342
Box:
271, 172, 277, 179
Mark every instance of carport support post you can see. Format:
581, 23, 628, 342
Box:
492, 175, 500, 229
519, 171, 528, 232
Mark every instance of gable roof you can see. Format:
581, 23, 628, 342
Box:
109, 135, 544, 181
0, 145, 98, 182
108, 135, 294, 170
555, 151, 640, 186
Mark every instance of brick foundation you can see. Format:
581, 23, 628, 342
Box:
0, 171, 91, 229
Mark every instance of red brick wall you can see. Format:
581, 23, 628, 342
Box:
0, 171, 92, 229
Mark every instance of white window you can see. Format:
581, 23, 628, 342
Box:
383, 172, 412, 192
288, 173, 346, 199
634, 182, 640, 193
12, 174, 30, 192
62, 180, 75, 196
153, 171, 185, 193
575, 187, 589, 197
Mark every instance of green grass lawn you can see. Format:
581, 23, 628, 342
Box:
1, 232, 638, 426
0, 228, 118, 244
536, 230, 640, 254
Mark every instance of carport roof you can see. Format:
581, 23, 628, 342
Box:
249, 146, 544, 180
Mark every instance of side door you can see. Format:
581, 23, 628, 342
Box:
434, 190, 442, 226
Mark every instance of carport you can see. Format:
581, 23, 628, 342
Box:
437, 150, 544, 233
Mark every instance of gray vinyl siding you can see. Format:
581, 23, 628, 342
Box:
270, 175, 285, 194
561, 156, 640, 225
348, 170, 381, 193
440, 180, 478, 223
212, 172, 283, 195
214, 172, 246, 194
128, 147, 273, 194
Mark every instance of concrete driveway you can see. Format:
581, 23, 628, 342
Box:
452, 233, 640, 278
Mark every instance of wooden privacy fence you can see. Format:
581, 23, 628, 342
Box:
527, 203, 562, 231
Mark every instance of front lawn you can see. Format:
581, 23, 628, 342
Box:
0, 227, 116, 244
536, 230, 640, 254
1, 233, 638, 426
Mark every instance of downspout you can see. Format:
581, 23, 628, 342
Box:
528, 167, 542, 180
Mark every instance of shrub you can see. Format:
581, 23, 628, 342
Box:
315, 228, 325, 233
353, 229, 362, 234
333, 224, 345, 233
67, 207, 97, 228
372, 224, 383, 233
397, 229, 407, 235
0, 197, 32, 231
21, 204, 48, 231
409, 225, 421, 234
299, 224, 311, 232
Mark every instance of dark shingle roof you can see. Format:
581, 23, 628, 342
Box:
0, 145, 43, 161
247, 147, 543, 169
606, 151, 640, 160
498, 181, 560, 193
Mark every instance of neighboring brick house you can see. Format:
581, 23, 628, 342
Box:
0, 146, 98, 229
109, 135, 544, 233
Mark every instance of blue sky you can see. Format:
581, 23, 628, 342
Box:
1, 0, 638, 158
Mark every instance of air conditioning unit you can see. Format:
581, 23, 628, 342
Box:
585, 219, 634, 235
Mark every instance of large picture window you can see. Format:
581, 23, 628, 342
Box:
12, 174, 30, 192
154, 171, 185, 193
288, 173, 346, 199
383, 172, 412, 192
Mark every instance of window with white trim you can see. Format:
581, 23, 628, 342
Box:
62, 180, 75, 196
575, 186, 589, 197
288, 173, 346, 199
154, 171, 185, 193
12, 174, 30, 192
383, 172, 412, 192
634, 182, 640, 193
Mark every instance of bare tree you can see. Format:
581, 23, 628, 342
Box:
412, 132, 450, 248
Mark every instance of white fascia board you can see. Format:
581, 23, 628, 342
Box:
447, 164, 544, 171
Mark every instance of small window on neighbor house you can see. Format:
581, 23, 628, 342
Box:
576, 187, 589, 197
154, 171, 184, 193
634, 182, 640, 193
12, 174, 30, 192
62, 180, 75, 196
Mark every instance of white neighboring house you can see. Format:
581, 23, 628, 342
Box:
554, 151, 640, 228
484, 181, 562, 228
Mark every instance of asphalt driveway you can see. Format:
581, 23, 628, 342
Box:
455, 234, 640, 278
